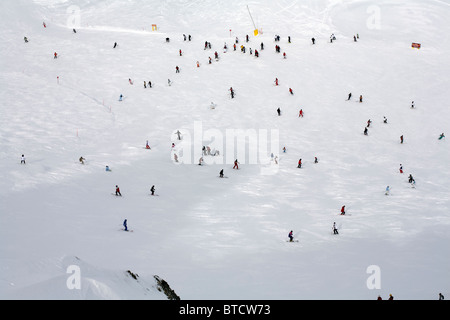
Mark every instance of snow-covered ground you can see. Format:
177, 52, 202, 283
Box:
1, 0, 449, 300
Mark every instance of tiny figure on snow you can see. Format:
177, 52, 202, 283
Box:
197, 61, 200, 68
383, 116, 388, 124
311, 37, 315, 45
168, 79, 172, 86
230, 87, 235, 99
176, 130, 182, 140
289, 88, 293, 95
24, 37, 28, 43
333, 222, 339, 235
219, 169, 224, 178
367, 119, 371, 127
146, 140, 151, 149
175, 66, 180, 73
359, 95, 363, 103
106, 165, 111, 172
299, 109, 304, 117
179, 49, 182, 56
277, 107, 281, 116
79, 156, 85, 164
283, 147, 286, 153
288, 230, 294, 242
364, 127, 368, 135
411, 101, 415, 109
275, 78, 279, 86
354, 35, 357, 42
385, 186, 390, 195
54, 52, 58, 59
388, 294, 394, 300
198, 157, 203, 166
400, 135, 404, 144
21, 154, 26, 164
113, 42, 117, 48
408, 174, 415, 184
283, 52, 286, 59
314, 157, 318, 164
150, 185, 155, 195
347, 93, 352, 100
115, 185, 122, 196
144, 81, 147, 88
261, 42, 264, 50
439, 133, 445, 140
233, 159, 239, 169
341, 205, 346, 215
123, 219, 128, 231
399, 164, 403, 174
119, 94, 123, 101
297, 158, 302, 168
129, 78, 133, 85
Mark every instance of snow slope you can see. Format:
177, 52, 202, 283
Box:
1, 0, 449, 300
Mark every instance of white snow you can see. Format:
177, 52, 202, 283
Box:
1, 0, 449, 300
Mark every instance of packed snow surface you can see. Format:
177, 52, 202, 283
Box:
1, 0, 449, 299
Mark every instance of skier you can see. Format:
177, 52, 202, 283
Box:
439, 133, 445, 140
367, 119, 371, 127
146, 140, 151, 149
364, 127, 368, 135
115, 185, 122, 196
275, 78, 279, 86
230, 87, 235, 99
359, 95, 363, 103
219, 169, 224, 178
333, 222, 339, 235
198, 157, 203, 166
54, 52, 58, 59
341, 205, 346, 215
24, 36, 28, 43
314, 157, 318, 164
288, 230, 294, 242
254, 49, 259, 57
411, 101, 415, 108
277, 107, 281, 116
233, 159, 239, 169
105, 165, 111, 172
113, 42, 117, 48
283, 52, 286, 59
408, 174, 415, 184
288, 36, 291, 43
123, 219, 128, 231
43, 21, 46, 28
150, 185, 155, 195
215, 51, 219, 60
354, 35, 357, 42
299, 109, 304, 117
175, 66, 180, 73
439, 293, 445, 300
289, 88, 293, 95
297, 158, 302, 168
73, 28, 77, 34
283, 147, 286, 153
79, 156, 85, 164
129, 78, 133, 85
400, 135, 404, 144
183, 34, 186, 41
21, 154, 26, 164
388, 294, 394, 300
197, 61, 200, 68
144, 81, 147, 88
311, 37, 315, 44
179, 49, 182, 56
260, 42, 264, 50
347, 93, 352, 100
399, 164, 403, 174
119, 94, 123, 101
168, 79, 172, 86
385, 186, 390, 195
383, 116, 388, 124
176, 130, 182, 140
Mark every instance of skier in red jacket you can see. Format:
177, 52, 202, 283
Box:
341, 205, 346, 215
